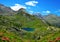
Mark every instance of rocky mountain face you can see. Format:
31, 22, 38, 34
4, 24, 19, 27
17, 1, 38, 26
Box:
0, 4, 15, 15
43, 14, 60, 28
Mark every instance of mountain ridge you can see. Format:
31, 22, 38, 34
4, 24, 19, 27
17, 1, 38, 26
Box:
0, 4, 15, 15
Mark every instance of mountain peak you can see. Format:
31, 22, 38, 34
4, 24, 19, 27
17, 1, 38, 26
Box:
17, 8, 29, 15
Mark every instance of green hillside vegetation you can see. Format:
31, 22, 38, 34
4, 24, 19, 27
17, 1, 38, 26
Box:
0, 6, 60, 42
0, 8, 48, 42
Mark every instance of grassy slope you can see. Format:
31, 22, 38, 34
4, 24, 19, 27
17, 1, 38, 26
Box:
0, 12, 60, 42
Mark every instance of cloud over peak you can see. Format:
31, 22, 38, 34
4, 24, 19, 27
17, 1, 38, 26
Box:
10, 4, 26, 11
25, 1, 38, 6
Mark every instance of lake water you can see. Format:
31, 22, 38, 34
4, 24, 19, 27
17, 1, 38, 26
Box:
21, 28, 34, 31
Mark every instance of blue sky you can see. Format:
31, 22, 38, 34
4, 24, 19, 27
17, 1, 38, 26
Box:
0, 0, 60, 16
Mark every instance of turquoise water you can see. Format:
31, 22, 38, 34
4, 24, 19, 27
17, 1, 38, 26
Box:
21, 28, 34, 31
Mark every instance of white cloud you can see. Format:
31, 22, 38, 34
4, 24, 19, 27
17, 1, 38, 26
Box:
10, 4, 26, 11
42, 10, 51, 14
25, 1, 38, 6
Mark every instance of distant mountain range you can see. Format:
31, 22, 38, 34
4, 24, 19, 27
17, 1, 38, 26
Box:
34, 12, 60, 28
43, 14, 60, 28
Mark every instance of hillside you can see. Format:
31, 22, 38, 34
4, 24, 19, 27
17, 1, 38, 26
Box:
0, 4, 60, 42
43, 14, 60, 28
0, 6, 48, 42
